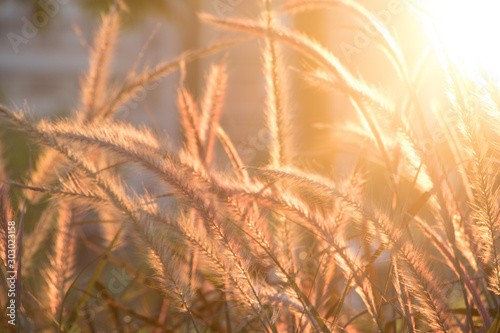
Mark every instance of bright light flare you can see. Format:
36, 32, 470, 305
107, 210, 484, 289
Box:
431, 0, 500, 82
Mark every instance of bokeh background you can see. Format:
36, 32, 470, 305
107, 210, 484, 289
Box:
0, 0, 445, 251
0, 1, 474, 331
0, 0, 439, 161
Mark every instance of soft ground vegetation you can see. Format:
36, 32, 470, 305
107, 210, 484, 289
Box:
1, 0, 500, 332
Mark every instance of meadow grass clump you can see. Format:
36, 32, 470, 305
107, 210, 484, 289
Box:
0, 0, 500, 332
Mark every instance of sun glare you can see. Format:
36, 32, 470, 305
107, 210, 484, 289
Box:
431, 0, 500, 82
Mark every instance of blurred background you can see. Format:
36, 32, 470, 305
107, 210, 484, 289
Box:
0, 0, 444, 199
0, 1, 460, 330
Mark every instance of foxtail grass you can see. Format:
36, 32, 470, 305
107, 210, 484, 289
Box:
1, 1, 500, 332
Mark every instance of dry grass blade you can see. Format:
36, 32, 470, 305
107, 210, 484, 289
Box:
263, 0, 290, 167
392, 258, 416, 333
81, 5, 120, 121
200, 13, 398, 182
215, 125, 250, 182
25, 149, 63, 203
200, 63, 228, 166
146, 248, 200, 333
99, 39, 248, 119
397, 247, 450, 332
281, 0, 406, 77
44, 200, 76, 319
1, 0, 500, 330
0, 105, 277, 332
177, 85, 204, 161
199, 13, 391, 115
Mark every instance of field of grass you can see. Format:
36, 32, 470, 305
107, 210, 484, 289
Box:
1, 0, 500, 332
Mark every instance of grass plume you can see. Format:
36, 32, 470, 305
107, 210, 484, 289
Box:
1, 1, 500, 332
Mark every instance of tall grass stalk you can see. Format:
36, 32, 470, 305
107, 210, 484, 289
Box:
0, 1, 499, 332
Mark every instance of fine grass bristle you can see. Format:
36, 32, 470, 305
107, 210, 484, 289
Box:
1, 1, 500, 332
44, 200, 76, 318
81, 6, 120, 121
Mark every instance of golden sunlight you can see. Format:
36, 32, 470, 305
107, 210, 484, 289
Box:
3, 1, 500, 331
431, 0, 500, 81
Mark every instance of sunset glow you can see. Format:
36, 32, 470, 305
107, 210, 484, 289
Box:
432, 0, 500, 80
2, 1, 500, 331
